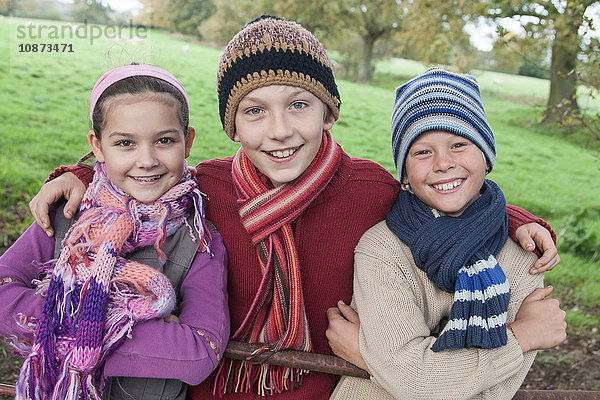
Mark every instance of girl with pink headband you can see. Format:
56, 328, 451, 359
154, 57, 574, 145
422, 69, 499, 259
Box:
0, 64, 229, 400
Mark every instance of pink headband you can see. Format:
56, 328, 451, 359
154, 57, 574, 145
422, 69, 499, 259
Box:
89, 64, 189, 123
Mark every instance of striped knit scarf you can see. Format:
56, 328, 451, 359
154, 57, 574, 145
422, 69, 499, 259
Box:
16, 162, 211, 400
214, 131, 340, 396
385, 180, 510, 352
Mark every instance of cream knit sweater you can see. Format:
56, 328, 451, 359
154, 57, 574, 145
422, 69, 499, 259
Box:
331, 221, 543, 400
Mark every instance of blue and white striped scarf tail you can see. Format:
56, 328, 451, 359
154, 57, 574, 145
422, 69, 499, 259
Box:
432, 254, 510, 352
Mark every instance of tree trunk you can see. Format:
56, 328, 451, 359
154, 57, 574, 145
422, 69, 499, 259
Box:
358, 34, 376, 83
543, 8, 581, 123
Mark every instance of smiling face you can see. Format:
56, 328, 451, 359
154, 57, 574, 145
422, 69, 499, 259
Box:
88, 96, 195, 204
233, 85, 335, 187
403, 130, 488, 217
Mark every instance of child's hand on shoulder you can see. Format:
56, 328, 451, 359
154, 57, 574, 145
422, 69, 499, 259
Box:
515, 222, 560, 274
30, 172, 87, 237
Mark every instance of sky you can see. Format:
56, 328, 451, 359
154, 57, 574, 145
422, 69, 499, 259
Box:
104, 0, 143, 14
55, 0, 143, 14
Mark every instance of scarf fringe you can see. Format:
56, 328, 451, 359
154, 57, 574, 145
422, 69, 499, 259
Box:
7, 313, 38, 357
16, 346, 46, 400
16, 284, 142, 399
212, 357, 307, 397
191, 188, 213, 255
51, 364, 100, 400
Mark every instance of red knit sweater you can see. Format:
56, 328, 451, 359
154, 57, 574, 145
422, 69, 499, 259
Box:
54, 153, 552, 400
188, 152, 399, 399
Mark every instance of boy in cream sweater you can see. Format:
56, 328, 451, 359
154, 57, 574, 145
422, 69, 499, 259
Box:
327, 68, 567, 400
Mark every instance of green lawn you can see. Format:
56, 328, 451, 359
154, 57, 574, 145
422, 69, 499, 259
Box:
1, 17, 599, 335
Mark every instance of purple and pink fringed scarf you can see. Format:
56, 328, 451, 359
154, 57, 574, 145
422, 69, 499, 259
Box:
16, 162, 211, 400
213, 131, 341, 396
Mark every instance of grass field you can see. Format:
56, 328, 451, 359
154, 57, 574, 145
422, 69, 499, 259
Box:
1, 16, 599, 339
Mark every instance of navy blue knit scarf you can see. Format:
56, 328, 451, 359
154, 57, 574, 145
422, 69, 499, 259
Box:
386, 179, 510, 351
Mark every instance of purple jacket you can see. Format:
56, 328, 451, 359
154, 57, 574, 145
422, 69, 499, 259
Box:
0, 215, 229, 386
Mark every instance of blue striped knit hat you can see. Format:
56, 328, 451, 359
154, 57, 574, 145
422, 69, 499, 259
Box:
391, 68, 495, 180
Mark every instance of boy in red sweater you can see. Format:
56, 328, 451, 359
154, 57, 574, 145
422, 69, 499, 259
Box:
29, 16, 558, 399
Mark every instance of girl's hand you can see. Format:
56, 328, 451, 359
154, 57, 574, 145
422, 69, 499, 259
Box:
29, 172, 86, 237
326, 301, 370, 374
515, 222, 560, 273
510, 286, 567, 353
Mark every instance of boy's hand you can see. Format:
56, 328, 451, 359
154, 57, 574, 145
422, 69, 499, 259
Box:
29, 172, 86, 237
515, 222, 560, 274
510, 286, 567, 353
326, 301, 370, 374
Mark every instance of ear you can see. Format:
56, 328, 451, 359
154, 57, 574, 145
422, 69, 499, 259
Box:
87, 130, 105, 162
323, 111, 335, 131
185, 127, 196, 158
401, 165, 410, 185
482, 151, 491, 174
232, 130, 241, 143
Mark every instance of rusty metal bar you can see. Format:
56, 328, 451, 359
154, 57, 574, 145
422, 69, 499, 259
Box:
224, 340, 370, 378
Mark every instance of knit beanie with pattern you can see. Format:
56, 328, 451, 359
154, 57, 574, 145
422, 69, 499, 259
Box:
391, 67, 496, 180
216, 15, 341, 139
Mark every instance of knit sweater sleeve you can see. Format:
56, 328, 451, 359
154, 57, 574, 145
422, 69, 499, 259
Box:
0, 222, 54, 343
102, 229, 230, 385
332, 221, 542, 400
46, 164, 94, 184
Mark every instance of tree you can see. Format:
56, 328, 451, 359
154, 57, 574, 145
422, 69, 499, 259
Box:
394, 1, 598, 123
199, 0, 246, 44
2, 0, 57, 18
474, 0, 598, 123
396, 0, 482, 73
204, 0, 338, 43
134, 0, 172, 30
287, 0, 407, 83
134, 0, 215, 37
201, 0, 404, 83
71, 0, 112, 24
333, 0, 406, 82
168, 0, 215, 38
